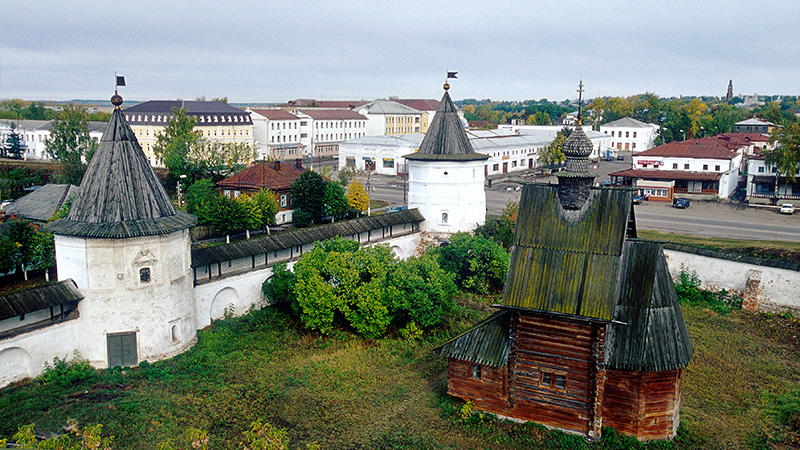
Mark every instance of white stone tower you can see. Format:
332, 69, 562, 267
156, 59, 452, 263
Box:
44, 91, 197, 369
404, 82, 488, 234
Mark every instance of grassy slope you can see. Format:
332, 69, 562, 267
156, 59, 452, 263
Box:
1, 299, 798, 449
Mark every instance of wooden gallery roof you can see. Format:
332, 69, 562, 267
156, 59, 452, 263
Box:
44, 107, 196, 239
0, 279, 83, 321
437, 184, 693, 373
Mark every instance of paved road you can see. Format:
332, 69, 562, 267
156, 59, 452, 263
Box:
342, 153, 800, 243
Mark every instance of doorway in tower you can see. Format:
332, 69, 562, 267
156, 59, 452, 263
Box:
107, 332, 138, 367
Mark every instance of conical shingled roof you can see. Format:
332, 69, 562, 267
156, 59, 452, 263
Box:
44, 108, 196, 239
404, 89, 488, 162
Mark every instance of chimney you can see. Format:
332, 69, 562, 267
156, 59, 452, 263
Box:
274, 160, 281, 171
295, 158, 302, 169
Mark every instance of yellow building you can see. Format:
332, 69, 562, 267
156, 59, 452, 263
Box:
124, 100, 254, 167
357, 100, 429, 136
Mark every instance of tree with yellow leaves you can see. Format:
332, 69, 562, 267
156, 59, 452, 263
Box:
347, 180, 369, 214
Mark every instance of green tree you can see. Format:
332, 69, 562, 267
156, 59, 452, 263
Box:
434, 232, 510, 294
252, 188, 279, 228
538, 127, 571, 166
337, 165, 361, 186
186, 179, 217, 215
196, 194, 250, 235
475, 200, 518, 250
2, 122, 24, 159
191, 141, 254, 181
0, 235, 17, 274
386, 253, 457, 328
324, 182, 350, 219
45, 104, 97, 185
766, 122, 800, 204
346, 179, 369, 214
262, 261, 296, 304
289, 171, 326, 227
153, 108, 203, 180
2, 216, 41, 279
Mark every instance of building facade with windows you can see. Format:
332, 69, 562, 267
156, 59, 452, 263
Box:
292, 109, 368, 158
124, 100, 254, 167
732, 117, 773, 134
357, 100, 429, 136
7, 119, 106, 160
249, 109, 303, 161
599, 117, 659, 154
216, 160, 306, 225
610, 141, 743, 200
745, 154, 800, 204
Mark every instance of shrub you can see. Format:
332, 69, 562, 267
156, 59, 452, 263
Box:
675, 268, 742, 313
262, 261, 296, 304
39, 353, 97, 387
387, 253, 457, 328
434, 232, 510, 294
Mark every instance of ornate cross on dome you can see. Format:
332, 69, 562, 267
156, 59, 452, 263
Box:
577, 80, 584, 124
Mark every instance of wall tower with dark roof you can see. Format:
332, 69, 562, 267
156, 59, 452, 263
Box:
44, 92, 198, 369
404, 82, 489, 234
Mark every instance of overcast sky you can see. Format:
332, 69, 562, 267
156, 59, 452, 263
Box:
2, 0, 798, 104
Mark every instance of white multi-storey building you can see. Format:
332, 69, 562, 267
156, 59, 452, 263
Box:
745, 154, 800, 204
293, 109, 368, 158
249, 109, 303, 161
599, 117, 659, 154
610, 141, 742, 200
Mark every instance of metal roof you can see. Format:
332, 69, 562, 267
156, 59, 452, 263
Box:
601, 117, 654, 128
44, 108, 197, 238
434, 310, 511, 367
609, 169, 723, 181
502, 185, 633, 321
191, 208, 424, 267
405, 90, 488, 162
635, 141, 738, 160
0, 279, 83, 321
357, 100, 422, 115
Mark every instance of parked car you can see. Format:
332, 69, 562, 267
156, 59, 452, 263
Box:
617, 155, 625, 161
672, 198, 690, 209
600, 180, 612, 187
780, 203, 795, 215
632, 194, 644, 204
387, 205, 408, 213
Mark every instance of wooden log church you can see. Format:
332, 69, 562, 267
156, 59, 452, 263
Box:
436, 89, 693, 441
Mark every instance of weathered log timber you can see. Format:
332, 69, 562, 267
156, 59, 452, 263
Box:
435, 98, 692, 442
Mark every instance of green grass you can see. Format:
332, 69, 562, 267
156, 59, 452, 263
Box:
1, 297, 798, 449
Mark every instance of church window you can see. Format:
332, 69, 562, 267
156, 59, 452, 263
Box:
171, 324, 179, 343
441, 212, 448, 224
472, 364, 482, 379
140, 267, 151, 283
107, 333, 138, 367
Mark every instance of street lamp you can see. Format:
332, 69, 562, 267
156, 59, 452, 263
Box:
176, 174, 187, 206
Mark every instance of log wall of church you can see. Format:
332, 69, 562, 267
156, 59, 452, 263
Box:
446, 358, 509, 413
603, 368, 682, 441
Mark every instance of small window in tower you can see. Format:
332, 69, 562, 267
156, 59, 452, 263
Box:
171, 324, 179, 342
441, 212, 448, 224
140, 267, 151, 283
443, 171, 448, 176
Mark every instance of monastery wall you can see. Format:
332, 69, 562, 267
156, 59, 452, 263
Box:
0, 318, 80, 387
664, 247, 800, 313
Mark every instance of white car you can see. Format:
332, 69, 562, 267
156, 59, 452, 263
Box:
780, 203, 795, 215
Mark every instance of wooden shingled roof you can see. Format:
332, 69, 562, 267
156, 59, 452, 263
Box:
607, 240, 693, 372
0, 279, 83, 321
502, 185, 633, 321
434, 310, 511, 368
44, 108, 196, 239
404, 90, 488, 162
192, 208, 425, 267
3, 184, 78, 223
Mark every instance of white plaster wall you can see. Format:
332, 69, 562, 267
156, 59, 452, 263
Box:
0, 318, 80, 386
55, 230, 196, 369
408, 159, 485, 234
664, 249, 800, 312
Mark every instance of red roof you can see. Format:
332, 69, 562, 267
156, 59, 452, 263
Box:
295, 109, 367, 120
216, 161, 306, 192
609, 168, 723, 181
394, 99, 440, 111
635, 141, 737, 160
250, 109, 300, 120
